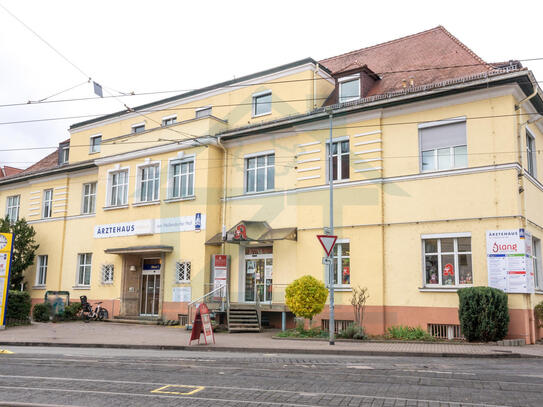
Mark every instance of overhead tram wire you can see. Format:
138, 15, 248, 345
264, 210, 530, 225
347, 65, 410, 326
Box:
0, 2, 205, 146
2, 72, 543, 109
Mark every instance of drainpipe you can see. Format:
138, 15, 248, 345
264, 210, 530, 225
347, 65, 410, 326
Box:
216, 136, 228, 255
313, 64, 319, 109
515, 85, 541, 345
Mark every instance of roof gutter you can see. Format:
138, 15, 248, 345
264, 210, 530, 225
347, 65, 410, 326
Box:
0, 161, 96, 187
219, 70, 540, 141
515, 84, 538, 110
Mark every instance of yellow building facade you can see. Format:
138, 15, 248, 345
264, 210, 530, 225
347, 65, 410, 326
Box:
2, 27, 543, 342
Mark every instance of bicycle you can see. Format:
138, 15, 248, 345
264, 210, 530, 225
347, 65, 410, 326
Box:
79, 296, 109, 322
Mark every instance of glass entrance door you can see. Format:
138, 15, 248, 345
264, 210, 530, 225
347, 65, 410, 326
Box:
140, 258, 161, 316
244, 247, 273, 303
140, 274, 160, 315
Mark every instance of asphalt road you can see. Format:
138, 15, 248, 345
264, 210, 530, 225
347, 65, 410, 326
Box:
0, 346, 542, 407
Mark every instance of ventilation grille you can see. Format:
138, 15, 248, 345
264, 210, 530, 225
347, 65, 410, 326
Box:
428, 323, 464, 340
321, 319, 353, 333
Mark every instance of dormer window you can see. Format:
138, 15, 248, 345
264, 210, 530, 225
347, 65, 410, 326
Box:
339, 74, 360, 103
58, 142, 69, 165
132, 123, 145, 133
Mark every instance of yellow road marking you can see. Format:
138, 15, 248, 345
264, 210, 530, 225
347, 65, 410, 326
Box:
151, 384, 205, 395
0, 350, 13, 354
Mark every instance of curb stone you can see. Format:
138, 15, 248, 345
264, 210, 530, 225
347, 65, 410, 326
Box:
0, 341, 533, 358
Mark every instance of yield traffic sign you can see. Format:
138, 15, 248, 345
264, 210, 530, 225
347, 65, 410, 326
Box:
317, 235, 337, 257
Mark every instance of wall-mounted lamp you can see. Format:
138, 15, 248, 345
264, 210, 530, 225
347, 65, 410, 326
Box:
129, 265, 137, 272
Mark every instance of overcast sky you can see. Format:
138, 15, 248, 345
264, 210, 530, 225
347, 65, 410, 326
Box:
1, 0, 543, 169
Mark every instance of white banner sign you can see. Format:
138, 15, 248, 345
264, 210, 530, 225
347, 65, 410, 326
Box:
486, 229, 534, 294
94, 214, 206, 238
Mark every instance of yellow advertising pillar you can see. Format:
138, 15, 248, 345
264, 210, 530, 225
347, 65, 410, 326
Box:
0, 233, 14, 330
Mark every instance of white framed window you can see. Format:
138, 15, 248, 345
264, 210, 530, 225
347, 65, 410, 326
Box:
169, 158, 194, 198
325, 240, 350, 287
90, 135, 102, 153
42, 189, 53, 218
339, 74, 360, 103
108, 169, 129, 206
162, 115, 177, 126
77, 253, 92, 286
35, 255, 48, 286
137, 163, 160, 202
245, 153, 274, 193
422, 234, 472, 287
195, 106, 212, 119
252, 91, 272, 117
6, 195, 20, 224
533, 236, 542, 290
175, 261, 191, 283
526, 129, 536, 177
131, 123, 145, 133
82, 182, 96, 214
101, 264, 114, 284
420, 119, 467, 172
60, 146, 69, 165
326, 138, 350, 181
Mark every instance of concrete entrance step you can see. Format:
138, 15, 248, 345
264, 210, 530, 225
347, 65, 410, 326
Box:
109, 317, 161, 325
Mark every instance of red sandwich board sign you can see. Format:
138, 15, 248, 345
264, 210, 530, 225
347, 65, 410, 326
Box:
188, 303, 215, 345
317, 235, 337, 257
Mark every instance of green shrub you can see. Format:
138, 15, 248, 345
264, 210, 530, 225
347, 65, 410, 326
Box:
62, 302, 82, 320
285, 276, 328, 323
338, 323, 366, 340
33, 303, 52, 322
276, 327, 328, 338
386, 325, 435, 341
535, 301, 543, 328
5, 291, 31, 324
458, 287, 509, 342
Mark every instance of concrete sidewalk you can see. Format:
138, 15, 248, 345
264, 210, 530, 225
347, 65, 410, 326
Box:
1, 321, 542, 358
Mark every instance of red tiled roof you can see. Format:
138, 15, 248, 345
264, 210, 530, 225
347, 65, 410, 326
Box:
19, 150, 59, 175
0, 166, 23, 178
320, 26, 492, 97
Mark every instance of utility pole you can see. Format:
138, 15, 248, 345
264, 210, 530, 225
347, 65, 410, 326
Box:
328, 111, 335, 345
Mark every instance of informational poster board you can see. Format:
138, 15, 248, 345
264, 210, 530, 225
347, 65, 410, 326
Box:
0, 233, 14, 329
211, 254, 229, 298
188, 303, 215, 345
172, 287, 191, 302
486, 229, 535, 294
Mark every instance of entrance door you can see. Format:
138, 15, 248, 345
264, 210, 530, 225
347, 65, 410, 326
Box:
244, 247, 273, 303
140, 258, 161, 316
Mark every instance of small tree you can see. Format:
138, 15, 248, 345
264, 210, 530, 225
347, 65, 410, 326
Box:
351, 286, 369, 327
0, 217, 39, 290
285, 275, 328, 328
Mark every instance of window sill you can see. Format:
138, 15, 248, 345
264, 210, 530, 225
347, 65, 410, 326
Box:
101, 282, 114, 285
174, 281, 191, 284
535, 290, 543, 295
103, 205, 129, 211
32, 285, 46, 290
164, 196, 196, 203
327, 178, 351, 184
339, 97, 360, 103
252, 111, 271, 119
73, 285, 91, 290
132, 200, 161, 207
420, 165, 468, 174
419, 285, 473, 292
325, 285, 351, 292
244, 189, 275, 196
89, 151, 100, 155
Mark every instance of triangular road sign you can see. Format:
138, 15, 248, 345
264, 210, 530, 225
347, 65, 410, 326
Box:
317, 235, 337, 257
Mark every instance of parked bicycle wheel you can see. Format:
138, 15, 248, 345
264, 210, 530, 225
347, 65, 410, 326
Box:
98, 309, 109, 321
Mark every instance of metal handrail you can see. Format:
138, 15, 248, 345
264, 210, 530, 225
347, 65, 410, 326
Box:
188, 284, 226, 306
187, 284, 226, 327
